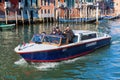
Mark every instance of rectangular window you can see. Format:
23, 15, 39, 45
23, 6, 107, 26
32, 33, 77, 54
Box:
0, 0, 2, 3
31, 0, 32, 6
19, 0, 21, 2
81, 33, 96, 40
41, 0, 42, 5
42, 0, 45, 6
48, 9, 50, 14
36, 0, 38, 6
41, 0, 45, 6
44, 0, 46, 6
26, 10, 27, 14
25, 0, 28, 7
54, 0, 55, 6
48, 0, 50, 6
19, 10, 21, 15
45, 9, 46, 14
5, 0, 8, 2
41, 9, 43, 14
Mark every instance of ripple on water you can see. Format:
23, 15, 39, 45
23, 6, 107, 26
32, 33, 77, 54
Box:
14, 58, 29, 67
112, 40, 120, 45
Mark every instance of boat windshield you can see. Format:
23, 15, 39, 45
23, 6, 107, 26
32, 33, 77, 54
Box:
31, 34, 44, 43
43, 35, 67, 45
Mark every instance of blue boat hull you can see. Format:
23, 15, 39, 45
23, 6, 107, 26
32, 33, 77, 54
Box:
19, 38, 111, 62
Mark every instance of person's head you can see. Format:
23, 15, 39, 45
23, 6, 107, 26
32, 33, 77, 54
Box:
56, 27, 59, 29
56, 27, 60, 32
41, 32, 46, 35
52, 30, 56, 34
66, 27, 70, 31
52, 27, 56, 31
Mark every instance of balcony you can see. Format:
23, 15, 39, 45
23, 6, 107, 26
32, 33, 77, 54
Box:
19, 2, 24, 9
32, 3, 37, 8
4, 2, 11, 9
58, 2, 67, 8
86, 2, 94, 5
58, 2, 62, 8
74, 3, 81, 8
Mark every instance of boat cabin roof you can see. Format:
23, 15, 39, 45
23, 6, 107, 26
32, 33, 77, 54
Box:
73, 30, 96, 35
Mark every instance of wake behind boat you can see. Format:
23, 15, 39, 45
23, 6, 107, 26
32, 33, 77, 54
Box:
14, 30, 111, 63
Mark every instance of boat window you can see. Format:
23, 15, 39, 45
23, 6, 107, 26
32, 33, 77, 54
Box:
81, 33, 96, 40
31, 34, 43, 43
43, 35, 61, 44
73, 36, 78, 42
98, 33, 104, 37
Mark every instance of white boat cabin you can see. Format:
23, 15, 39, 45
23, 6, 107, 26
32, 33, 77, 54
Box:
31, 30, 107, 46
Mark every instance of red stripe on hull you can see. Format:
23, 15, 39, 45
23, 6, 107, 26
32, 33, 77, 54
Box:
25, 50, 94, 63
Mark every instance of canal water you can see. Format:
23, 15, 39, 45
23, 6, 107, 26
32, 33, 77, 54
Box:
0, 19, 120, 80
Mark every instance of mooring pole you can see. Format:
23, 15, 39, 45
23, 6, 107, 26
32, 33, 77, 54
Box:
4, 8, 8, 24
21, 9, 24, 24
15, 11, 18, 25
27, 10, 30, 25
96, 2, 99, 24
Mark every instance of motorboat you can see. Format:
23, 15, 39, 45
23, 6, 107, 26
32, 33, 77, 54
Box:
14, 30, 111, 63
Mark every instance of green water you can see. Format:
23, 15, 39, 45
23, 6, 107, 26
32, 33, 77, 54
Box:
0, 20, 120, 80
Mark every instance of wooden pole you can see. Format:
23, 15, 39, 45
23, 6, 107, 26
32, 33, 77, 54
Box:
5, 9, 8, 24
27, 10, 30, 25
76, 9, 78, 24
85, 4, 87, 22
80, 8, 82, 22
21, 9, 24, 24
96, 3, 99, 24
15, 11, 18, 25
69, 9, 70, 19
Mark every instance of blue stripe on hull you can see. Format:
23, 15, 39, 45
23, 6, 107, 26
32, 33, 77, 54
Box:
19, 38, 111, 62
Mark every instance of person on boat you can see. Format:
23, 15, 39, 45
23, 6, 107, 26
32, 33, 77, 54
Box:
63, 26, 74, 43
50, 27, 63, 35
50, 30, 56, 35
41, 32, 46, 35
55, 27, 63, 35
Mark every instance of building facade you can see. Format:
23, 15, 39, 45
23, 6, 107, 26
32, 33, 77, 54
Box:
56, 0, 98, 19
113, 0, 120, 16
0, 0, 19, 18
0, 0, 120, 23
38, 0, 55, 20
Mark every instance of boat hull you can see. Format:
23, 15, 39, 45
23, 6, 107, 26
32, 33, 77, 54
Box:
0, 24, 15, 30
17, 38, 111, 62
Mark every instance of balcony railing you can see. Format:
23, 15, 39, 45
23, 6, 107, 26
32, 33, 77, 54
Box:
31, 3, 38, 8
86, 2, 94, 5
74, 3, 81, 8
19, 2, 24, 9
58, 2, 67, 8
4, 2, 11, 9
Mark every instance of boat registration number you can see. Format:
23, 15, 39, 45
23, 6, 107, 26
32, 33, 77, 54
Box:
86, 42, 97, 47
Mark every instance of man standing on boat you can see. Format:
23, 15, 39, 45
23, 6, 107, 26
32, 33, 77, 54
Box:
63, 26, 75, 43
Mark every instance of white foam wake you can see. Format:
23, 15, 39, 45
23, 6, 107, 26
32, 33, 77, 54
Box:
14, 58, 28, 67
14, 57, 85, 71
33, 62, 60, 71
112, 41, 120, 45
